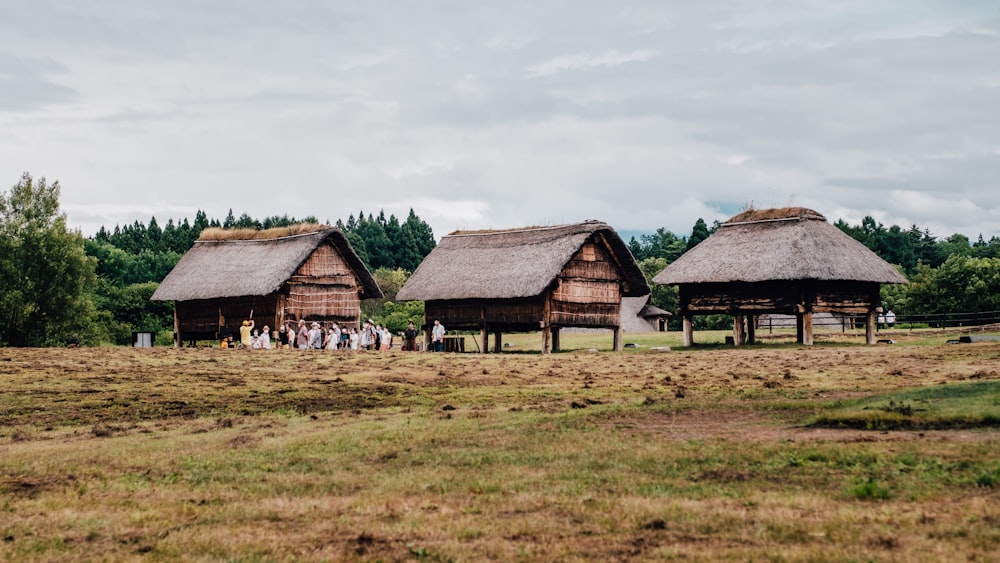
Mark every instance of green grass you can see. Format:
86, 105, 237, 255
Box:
808, 380, 1000, 430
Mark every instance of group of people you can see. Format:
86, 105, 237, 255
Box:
219, 318, 449, 351
221, 318, 434, 351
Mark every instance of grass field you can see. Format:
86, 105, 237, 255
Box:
1, 329, 999, 561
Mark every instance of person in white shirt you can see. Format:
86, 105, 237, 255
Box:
431, 319, 445, 352
259, 325, 271, 350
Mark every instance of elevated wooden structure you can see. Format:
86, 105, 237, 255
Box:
652, 208, 908, 346
396, 221, 649, 353
151, 226, 381, 346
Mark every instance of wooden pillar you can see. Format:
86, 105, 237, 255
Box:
613, 327, 623, 352
173, 308, 181, 348
480, 326, 488, 354
493, 330, 502, 353
424, 321, 432, 352
866, 310, 876, 345
803, 312, 814, 346
795, 313, 804, 344
551, 328, 560, 352
747, 315, 756, 344
541, 293, 552, 354
732, 315, 744, 346
682, 314, 694, 347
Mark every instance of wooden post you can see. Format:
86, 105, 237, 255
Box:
613, 326, 623, 352
480, 326, 488, 354
551, 328, 560, 352
424, 321, 432, 352
541, 293, 552, 354
866, 310, 876, 345
493, 330, 502, 353
796, 313, 804, 344
803, 312, 814, 346
173, 308, 181, 348
732, 315, 744, 346
747, 315, 756, 344
682, 314, 694, 347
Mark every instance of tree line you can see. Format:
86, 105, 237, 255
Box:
3, 171, 999, 346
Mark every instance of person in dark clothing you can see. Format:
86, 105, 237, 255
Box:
403, 321, 418, 351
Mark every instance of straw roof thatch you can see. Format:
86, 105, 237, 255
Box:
151, 227, 381, 301
397, 221, 649, 301
620, 295, 671, 332
653, 207, 908, 285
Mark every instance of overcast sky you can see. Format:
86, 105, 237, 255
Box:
3, 2, 999, 242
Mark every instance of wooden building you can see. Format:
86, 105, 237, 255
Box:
652, 207, 908, 346
396, 221, 649, 353
151, 225, 381, 346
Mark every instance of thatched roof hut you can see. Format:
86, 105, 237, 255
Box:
621, 296, 672, 333
652, 207, 907, 346
397, 221, 649, 352
152, 225, 381, 346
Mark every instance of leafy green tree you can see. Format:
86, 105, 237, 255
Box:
361, 267, 410, 322
378, 300, 426, 334
0, 173, 98, 346
638, 257, 677, 315
905, 256, 1000, 316
638, 228, 687, 262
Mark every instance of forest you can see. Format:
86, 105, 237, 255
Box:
3, 172, 1000, 346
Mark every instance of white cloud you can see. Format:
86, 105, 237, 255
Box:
1, 2, 998, 242
525, 49, 659, 77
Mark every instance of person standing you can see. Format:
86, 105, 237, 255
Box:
360, 321, 371, 350
296, 320, 309, 350
431, 319, 445, 352
277, 324, 290, 349
886, 309, 896, 329
403, 321, 418, 351
309, 322, 323, 349
239, 319, 254, 350
259, 325, 271, 350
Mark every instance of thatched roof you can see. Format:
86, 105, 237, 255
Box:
619, 295, 672, 332
151, 228, 382, 301
397, 221, 649, 301
653, 207, 908, 285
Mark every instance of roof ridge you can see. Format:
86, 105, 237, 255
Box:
448, 220, 606, 238
195, 228, 335, 244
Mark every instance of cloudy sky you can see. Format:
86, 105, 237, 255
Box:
3, 1, 999, 241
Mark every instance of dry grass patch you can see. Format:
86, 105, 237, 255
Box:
1, 341, 999, 560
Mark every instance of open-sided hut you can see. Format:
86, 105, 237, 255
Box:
151, 225, 382, 346
652, 207, 908, 346
396, 221, 650, 353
